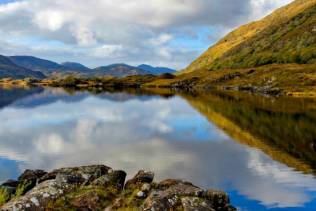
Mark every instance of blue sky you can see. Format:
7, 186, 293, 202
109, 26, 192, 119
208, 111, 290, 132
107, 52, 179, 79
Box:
0, 0, 293, 69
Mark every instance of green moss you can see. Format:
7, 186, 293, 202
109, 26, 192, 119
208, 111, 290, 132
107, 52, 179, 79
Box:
49, 186, 119, 210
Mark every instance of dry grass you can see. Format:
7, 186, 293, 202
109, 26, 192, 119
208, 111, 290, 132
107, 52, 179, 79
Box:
183, 0, 316, 73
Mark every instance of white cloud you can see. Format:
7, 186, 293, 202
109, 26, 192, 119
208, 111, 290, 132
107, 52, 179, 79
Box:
0, 0, 294, 68
147, 34, 173, 46
36, 134, 65, 154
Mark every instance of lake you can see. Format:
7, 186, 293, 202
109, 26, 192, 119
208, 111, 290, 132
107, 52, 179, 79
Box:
0, 87, 316, 211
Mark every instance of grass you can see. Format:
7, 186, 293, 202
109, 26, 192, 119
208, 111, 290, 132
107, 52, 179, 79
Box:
183, 0, 316, 73
0, 187, 11, 206
15, 180, 33, 197
145, 63, 316, 96
48, 185, 145, 210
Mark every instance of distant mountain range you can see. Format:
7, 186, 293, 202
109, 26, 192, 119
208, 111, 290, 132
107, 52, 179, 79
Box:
0, 55, 176, 79
92, 64, 150, 78
0, 56, 45, 79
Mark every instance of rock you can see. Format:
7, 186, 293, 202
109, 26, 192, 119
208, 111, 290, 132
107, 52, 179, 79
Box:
1, 179, 75, 210
69, 191, 101, 210
18, 170, 47, 183
91, 175, 110, 186
55, 173, 86, 186
142, 180, 235, 211
1, 165, 236, 211
39, 165, 111, 184
202, 190, 230, 209
107, 170, 127, 190
136, 191, 146, 198
91, 170, 126, 190
141, 183, 151, 193
181, 197, 215, 211
12, 170, 48, 196
125, 170, 154, 189
1, 180, 18, 188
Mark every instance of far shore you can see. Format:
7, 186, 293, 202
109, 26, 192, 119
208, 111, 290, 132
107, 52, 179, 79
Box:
1, 63, 316, 98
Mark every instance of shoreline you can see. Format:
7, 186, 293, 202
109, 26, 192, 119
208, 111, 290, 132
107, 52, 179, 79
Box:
1, 63, 316, 98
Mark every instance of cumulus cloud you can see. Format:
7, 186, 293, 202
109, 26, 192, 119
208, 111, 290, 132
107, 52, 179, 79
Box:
0, 0, 293, 68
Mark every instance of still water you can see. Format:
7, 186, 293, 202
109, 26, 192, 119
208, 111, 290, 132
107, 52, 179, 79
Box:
0, 87, 316, 210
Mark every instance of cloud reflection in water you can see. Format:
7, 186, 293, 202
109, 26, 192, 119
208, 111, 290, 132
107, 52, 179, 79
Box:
0, 89, 315, 209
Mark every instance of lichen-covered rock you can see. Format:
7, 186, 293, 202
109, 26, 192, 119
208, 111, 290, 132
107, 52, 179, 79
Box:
91, 170, 126, 190
142, 180, 236, 211
18, 170, 47, 183
15, 170, 47, 195
0, 165, 236, 211
125, 170, 154, 189
39, 165, 111, 184
181, 197, 215, 211
1, 179, 74, 211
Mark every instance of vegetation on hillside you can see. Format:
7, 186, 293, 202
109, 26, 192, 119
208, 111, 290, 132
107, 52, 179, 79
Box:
184, 0, 316, 73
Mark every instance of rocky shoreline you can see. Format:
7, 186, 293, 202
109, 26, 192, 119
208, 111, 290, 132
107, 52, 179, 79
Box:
0, 165, 236, 211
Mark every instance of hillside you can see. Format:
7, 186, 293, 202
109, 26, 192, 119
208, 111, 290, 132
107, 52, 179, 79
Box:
9, 56, 91, 76
61, 62, 91, 71
184, 0, 316, 73
0, 55, 45, 79
10, 56, 63, 75
92, 64, 150, 77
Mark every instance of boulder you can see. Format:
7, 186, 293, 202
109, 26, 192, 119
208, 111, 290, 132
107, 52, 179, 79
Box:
142, 180, 236, 211
0, 165, 236, 211
1, 180, 18, 188
39, 165, 111, 184
18, 170, 47, 183
1, 179, 75, 210
125, 170, 154, 189
91, 170, 126, 190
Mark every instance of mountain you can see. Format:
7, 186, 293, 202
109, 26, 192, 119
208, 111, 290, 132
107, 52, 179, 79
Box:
9, 56, 65, 76
92, 64, 150, 77
61, 62, 91, 71
138, 64, 176, 75
8, 56, 173, 78
0, 55, 45, 79
184, 0, 316, 73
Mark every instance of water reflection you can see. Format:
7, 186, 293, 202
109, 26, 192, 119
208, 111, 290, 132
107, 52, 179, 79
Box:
0, 88, 316, 210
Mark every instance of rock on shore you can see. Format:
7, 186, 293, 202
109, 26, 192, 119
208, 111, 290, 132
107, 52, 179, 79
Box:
0, 165, 236, 211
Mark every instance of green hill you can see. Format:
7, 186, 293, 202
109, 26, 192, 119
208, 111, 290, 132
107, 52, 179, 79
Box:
183, 0, 316, 73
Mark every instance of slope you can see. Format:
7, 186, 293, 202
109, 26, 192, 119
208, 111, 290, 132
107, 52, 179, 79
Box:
183, 0, 316, 73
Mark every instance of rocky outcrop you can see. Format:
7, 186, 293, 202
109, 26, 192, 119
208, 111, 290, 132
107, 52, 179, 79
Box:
0, 165, 236, 211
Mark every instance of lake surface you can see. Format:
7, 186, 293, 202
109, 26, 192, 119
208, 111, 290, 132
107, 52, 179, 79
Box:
0, 87, 316, 210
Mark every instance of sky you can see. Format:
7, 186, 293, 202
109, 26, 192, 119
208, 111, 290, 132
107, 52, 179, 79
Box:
0, 0, 293, 69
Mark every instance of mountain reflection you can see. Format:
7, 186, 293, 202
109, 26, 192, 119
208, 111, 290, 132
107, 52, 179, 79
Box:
0, 88, 316, 210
